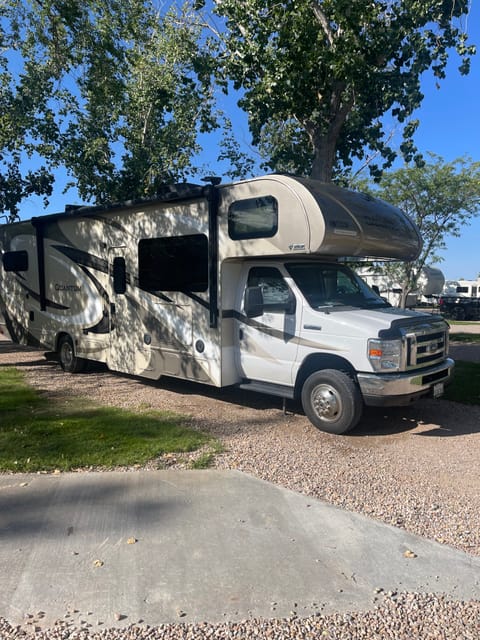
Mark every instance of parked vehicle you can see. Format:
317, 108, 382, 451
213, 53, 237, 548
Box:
439, 296, 480, 321
354, 267, 417, 307
441, 279, 480, 299
0, 174, 454, 434
356, 265, 445, 307
416, 266, 446, 304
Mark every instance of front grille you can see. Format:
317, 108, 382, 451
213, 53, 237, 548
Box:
403, 324, 448, 370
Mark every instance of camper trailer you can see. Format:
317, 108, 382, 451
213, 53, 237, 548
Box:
0, 174, 454, 434
442, 279, 480, 299
354, 268, 418, 307
356, 265, 445, 308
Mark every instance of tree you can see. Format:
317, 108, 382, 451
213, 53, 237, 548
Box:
356, 155, 480, 308
200, 0, 476, 182
0, 10, 58, 220
1, 0, 216, 219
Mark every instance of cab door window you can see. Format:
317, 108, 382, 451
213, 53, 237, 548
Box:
247, 267, 293, 313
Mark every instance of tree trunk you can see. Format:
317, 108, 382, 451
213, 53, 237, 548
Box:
310, 136, 336, 182
306, 84, 354, 183
399, 286, 410, 309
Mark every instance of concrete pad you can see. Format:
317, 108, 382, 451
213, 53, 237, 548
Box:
0, 471, 479, 629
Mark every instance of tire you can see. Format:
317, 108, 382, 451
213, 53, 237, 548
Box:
58, 335, 86, 373
450, 306, 466, 321
301, 369, 363, 434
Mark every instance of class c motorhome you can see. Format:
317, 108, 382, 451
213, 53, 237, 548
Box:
0, 174, 454, 434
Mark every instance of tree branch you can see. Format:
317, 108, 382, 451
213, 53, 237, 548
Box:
311, 2, 335, 46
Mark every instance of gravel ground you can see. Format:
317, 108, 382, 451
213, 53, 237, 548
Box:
1, 335, 479, 639
0, 593, 479, 640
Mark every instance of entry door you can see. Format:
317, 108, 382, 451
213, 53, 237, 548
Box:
107, 247, 139, 374
236, 266, 300, 386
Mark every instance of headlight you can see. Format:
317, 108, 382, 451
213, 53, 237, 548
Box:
368, 338, 402, 372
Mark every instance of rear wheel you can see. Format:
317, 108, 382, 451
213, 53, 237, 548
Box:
301, 369, 363, 434
58, 335, 86, 373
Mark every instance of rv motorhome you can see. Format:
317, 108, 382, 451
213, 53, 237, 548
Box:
0, 174, 454, 434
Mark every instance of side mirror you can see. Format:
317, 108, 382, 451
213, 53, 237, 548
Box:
244, 286, 264, 318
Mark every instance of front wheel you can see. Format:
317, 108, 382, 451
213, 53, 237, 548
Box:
301, 369, 363, 434
58, 335, 86, 373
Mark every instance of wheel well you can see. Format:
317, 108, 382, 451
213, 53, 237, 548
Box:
55, 332, 73, 352
294, 354, 357, 399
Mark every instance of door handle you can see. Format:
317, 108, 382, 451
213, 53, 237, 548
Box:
239, 328, 244, 340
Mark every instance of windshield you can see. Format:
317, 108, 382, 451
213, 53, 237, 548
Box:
286, 262, 390, 310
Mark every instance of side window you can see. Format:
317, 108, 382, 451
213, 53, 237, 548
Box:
112, 257, 127, 294
228, 196, 278, 240
138, 234, 208, 292
247, 267, 292, 313
2, 250, 29, 272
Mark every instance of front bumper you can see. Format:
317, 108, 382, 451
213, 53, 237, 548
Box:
358, 358, 455, 407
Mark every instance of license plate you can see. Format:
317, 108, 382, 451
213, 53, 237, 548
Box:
433, 382, 444, 398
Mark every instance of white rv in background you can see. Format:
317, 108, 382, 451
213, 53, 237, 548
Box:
439, 278, 480, 320
355, 268, 417, 307
442, 279, 480, 298
357, 265, 445, 307
0, 174, 453, 434
416, 266, 446, 303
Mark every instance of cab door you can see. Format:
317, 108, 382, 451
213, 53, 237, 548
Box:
235, 265, 300, 386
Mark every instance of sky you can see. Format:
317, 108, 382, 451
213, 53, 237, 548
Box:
408, 2, 480, 281
11, 2, 480, 281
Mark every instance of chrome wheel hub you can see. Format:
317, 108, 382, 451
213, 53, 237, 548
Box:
311, 384, 342, 422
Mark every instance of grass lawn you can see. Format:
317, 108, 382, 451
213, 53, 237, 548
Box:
447, 327, 480, 404
444, 360, 480, 405
0, 367, 218, 472
449, 332, 480, 343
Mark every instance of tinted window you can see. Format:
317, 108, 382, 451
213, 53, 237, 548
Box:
112, 257, 127, 294
228, 196, 278, 239
2, 250, 29, 272
138, 234, 208, 292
